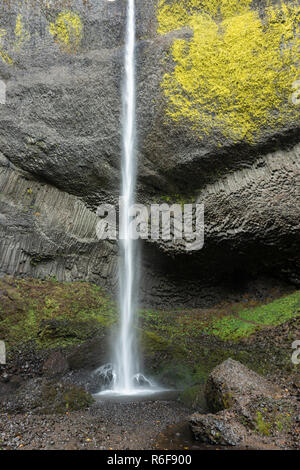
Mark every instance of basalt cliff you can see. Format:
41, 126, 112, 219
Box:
0, 0, 299, 308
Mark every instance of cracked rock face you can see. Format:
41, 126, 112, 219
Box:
145, 144, 300, 286
0, 0, 299, 304
0, 166, 118, 289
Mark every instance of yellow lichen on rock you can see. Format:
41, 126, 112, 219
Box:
49, 10, 83, 53
14, 14, 30, 49
0, 28, 13, 65
157, 0, 300, 142
157, 0, 253, 33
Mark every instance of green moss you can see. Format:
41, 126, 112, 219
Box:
206, 316, 260, 341
202, 291, 300, 341
238, 292, 300, 326
159, 193, 196, 207
1, 277, 299, 388
275, 413, 292, 432
140, 290, 300, 383
141, 330, 171, 352
141, 291, 300, 347
2, 277, 297, 357
0, 277, 117, 351
37, 382, 94, 414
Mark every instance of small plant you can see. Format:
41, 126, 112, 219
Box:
255, 411, 271, 436
275, 413, 292, 432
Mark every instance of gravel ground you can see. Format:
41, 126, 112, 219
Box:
0, 399, 191, 450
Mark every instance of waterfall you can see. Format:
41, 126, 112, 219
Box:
96, 0, 153, 396
115, 0, 138, 393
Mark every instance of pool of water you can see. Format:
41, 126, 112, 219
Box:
93, 390, 180, 403
154, 421, 250, 451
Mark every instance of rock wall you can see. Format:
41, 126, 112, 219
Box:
0, 0, 299, 306
0, 163, 118, 288
145, 143, 300, 286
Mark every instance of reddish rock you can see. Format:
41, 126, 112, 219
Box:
43, 352, 68, 377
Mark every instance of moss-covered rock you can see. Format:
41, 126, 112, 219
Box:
0, 276, 116, 351
157, 0, 300, 143
205, 358, 282, 413
37, 381, 94, 414
0, 377, 94, 415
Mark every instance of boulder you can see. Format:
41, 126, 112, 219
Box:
67, 336, 108, 371
42, 351, 69, 377
205, 358, 282, 412
189, 359, 298, 448
0, 377, 94, 414
190, 409, 246, 446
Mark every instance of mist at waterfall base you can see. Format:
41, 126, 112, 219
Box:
94, 0, 164, 398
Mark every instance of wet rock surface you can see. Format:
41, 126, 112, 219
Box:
190, 410, 246, 446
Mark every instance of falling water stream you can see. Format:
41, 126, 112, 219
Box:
96, 0, 160, 397
115, 0, 141, 394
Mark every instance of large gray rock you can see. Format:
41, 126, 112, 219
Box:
0, 0, 299, 200
189, 360, 298, 448
42, 351, 69, 377
190, 409, 246, 446
205, 358, 282, 412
